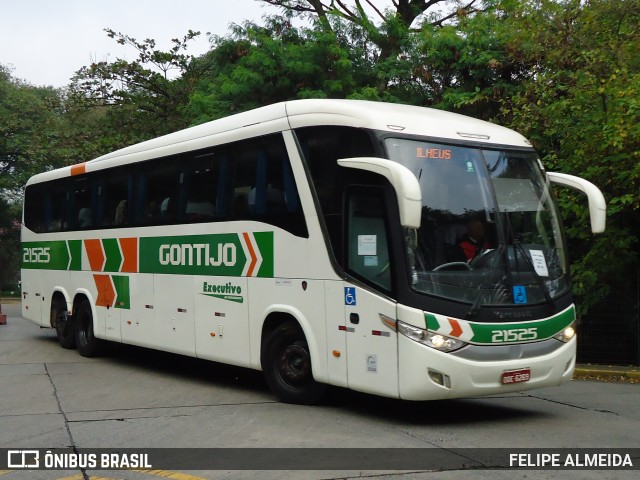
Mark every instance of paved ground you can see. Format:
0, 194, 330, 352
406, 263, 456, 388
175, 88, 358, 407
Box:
0, 302, 638, 479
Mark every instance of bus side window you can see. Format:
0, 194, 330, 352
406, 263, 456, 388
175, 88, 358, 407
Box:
133, 156, 179, 226
295, 126, 377, 265
71, 177, 93, 230
46, 180, 69, 232
23, 184, 45, 233
231, 134, 307, 238
345, 188, 392, 292
92, 168, 132, 229
177, 149, 227, 224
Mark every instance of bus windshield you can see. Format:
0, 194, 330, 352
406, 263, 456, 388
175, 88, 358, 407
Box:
385, 138, 569, 308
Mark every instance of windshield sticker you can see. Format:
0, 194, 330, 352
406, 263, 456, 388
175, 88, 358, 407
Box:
529, 250, 549, 277
466, 161, 475, 173
364, 256, 378, 267
513, 286, 528, 304
357, 235, 377, 256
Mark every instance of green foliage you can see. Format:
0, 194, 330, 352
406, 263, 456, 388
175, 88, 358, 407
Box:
0, 196, 21, 288
2, 0, 639, 317
499, 0, 640, 313
0, 66, 66, 199
69, 29, 202, 145
185, 16, 366, 122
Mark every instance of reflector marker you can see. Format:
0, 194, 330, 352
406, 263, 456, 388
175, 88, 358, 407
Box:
338, 326, 355, 333
372, 330, 391, 337
70, 162, 86, 176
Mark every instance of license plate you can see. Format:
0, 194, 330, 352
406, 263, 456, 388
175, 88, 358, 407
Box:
501, 368, 531, 385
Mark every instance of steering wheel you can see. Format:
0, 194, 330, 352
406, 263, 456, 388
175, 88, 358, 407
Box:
433, 261, 473, 272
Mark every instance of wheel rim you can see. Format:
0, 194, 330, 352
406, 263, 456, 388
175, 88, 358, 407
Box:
277, 343, 311, 386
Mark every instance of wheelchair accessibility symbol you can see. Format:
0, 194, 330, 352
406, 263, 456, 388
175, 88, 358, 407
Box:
345, 287, 357, 306
513, 285, 528, 304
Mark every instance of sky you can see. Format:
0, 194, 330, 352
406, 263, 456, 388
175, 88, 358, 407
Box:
0, 0, 278, 88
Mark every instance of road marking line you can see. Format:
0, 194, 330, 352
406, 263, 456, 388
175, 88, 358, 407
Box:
57, 476, 123, 480
132, 469, 209, 480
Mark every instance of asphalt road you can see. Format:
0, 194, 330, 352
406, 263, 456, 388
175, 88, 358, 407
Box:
0, 302, 638, 480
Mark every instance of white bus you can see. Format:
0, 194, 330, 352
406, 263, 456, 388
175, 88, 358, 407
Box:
21, 99, 606, 404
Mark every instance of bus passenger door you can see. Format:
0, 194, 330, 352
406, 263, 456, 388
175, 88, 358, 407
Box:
343, 188, 399, 398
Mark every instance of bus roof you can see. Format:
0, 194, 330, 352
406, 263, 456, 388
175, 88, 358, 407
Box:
28, 99, 532, 185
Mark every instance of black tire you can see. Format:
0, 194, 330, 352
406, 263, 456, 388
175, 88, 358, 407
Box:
261, 321, 327, 405
52, 298, 76, 349
75, 300, 105, 357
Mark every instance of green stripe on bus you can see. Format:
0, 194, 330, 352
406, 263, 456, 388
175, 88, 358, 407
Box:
102, 238, 123, 272
424, 305, 575, 344
22, 240, 81, 271
254, 231, 274, 278
467, 306, 575, 343
425, 313, 440, 331
23, 232, 275, 278
139, 232, 274, 277
112, 275, 130, 309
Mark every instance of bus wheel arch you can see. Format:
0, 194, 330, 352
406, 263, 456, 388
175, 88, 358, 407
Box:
260, 312, 328, 404
51, 290, 75, 349
73, 294, 105, 358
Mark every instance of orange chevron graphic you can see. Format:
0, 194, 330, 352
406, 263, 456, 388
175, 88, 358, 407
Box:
448, 318, 463, 337
85, 239, 105, 271
93, 274, 115, 307
119, 237, 138, 273
242, 232, 258, 277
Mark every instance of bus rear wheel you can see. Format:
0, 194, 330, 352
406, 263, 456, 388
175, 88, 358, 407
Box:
52, 298, 75, 349
75, 300, 105, 357
261, 321, 327, 405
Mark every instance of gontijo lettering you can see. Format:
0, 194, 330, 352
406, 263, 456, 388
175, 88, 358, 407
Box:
159, 243, 236, 267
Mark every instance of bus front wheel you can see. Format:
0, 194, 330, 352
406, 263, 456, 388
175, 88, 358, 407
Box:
261, 322, 327, 405
75, 300, 105, 357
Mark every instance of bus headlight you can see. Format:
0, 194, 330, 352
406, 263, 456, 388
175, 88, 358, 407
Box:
554, 323, 576, 343
397, 321, 466, 353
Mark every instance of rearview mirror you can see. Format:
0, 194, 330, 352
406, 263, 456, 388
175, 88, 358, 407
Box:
547, 172, 606, 234
337, 157, 422, 228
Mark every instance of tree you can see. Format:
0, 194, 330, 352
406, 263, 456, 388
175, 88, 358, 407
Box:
0, 65, 66, 200
186, 15, 371, 122
259, 1, 482, 58
69, 29, 203, 144
500, 0, 640, 312
255, 1, 485, 99
0, 197, 20, 291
